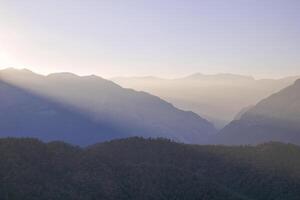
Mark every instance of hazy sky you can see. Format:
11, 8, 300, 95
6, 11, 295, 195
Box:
0, 0, 300, 78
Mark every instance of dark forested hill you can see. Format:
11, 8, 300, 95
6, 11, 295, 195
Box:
0, 68, 216, 145
218, 79, 300, 145
0, 137, 300, 200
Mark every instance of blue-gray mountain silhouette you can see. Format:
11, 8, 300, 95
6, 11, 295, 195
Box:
218, 79, 300, 145
113, 73, 299, 128
0, 68, 216, 145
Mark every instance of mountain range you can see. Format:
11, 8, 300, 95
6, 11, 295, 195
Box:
1, 68, 300, 146
218, 79, 300, 145
113, 74, 299, 128
0, 68, 216, 146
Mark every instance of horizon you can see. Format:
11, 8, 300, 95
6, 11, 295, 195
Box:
1, 0, 300, 78
1, 67, 299, 80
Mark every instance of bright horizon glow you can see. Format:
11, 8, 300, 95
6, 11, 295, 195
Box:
1, 0, 300, 79
1, 66, 298, 81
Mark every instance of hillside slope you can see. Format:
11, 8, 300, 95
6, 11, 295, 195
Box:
0, 68, 216, 145
218, 79, 300, 145
0, 137, 299, 200
113, 74, 299, 128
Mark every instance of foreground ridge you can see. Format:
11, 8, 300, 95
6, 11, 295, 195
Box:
0, 137, 299, 200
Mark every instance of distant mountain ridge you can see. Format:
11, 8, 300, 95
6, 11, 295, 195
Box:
0, 68, 216, 145
183, 73, 255, 81
218, 79, 300, 145
113, 73, 300, 128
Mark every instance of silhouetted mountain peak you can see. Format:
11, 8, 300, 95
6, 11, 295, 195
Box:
294, 79, 300, 86
0, 69, 216, 145
219, 79, 300, 145
0, 68, 43, 84
1, 68, 35, 75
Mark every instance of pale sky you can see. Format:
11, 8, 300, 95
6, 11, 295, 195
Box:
0, 0, 300, 78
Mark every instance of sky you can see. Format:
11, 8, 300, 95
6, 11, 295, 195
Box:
0, 0, 300, 78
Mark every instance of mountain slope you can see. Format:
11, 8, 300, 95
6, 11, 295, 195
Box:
0, 68, 216, 145
218, 79, 300, 145
0, 80, 128, 145
113, 74, 299, 128
1, 137, 300, 200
